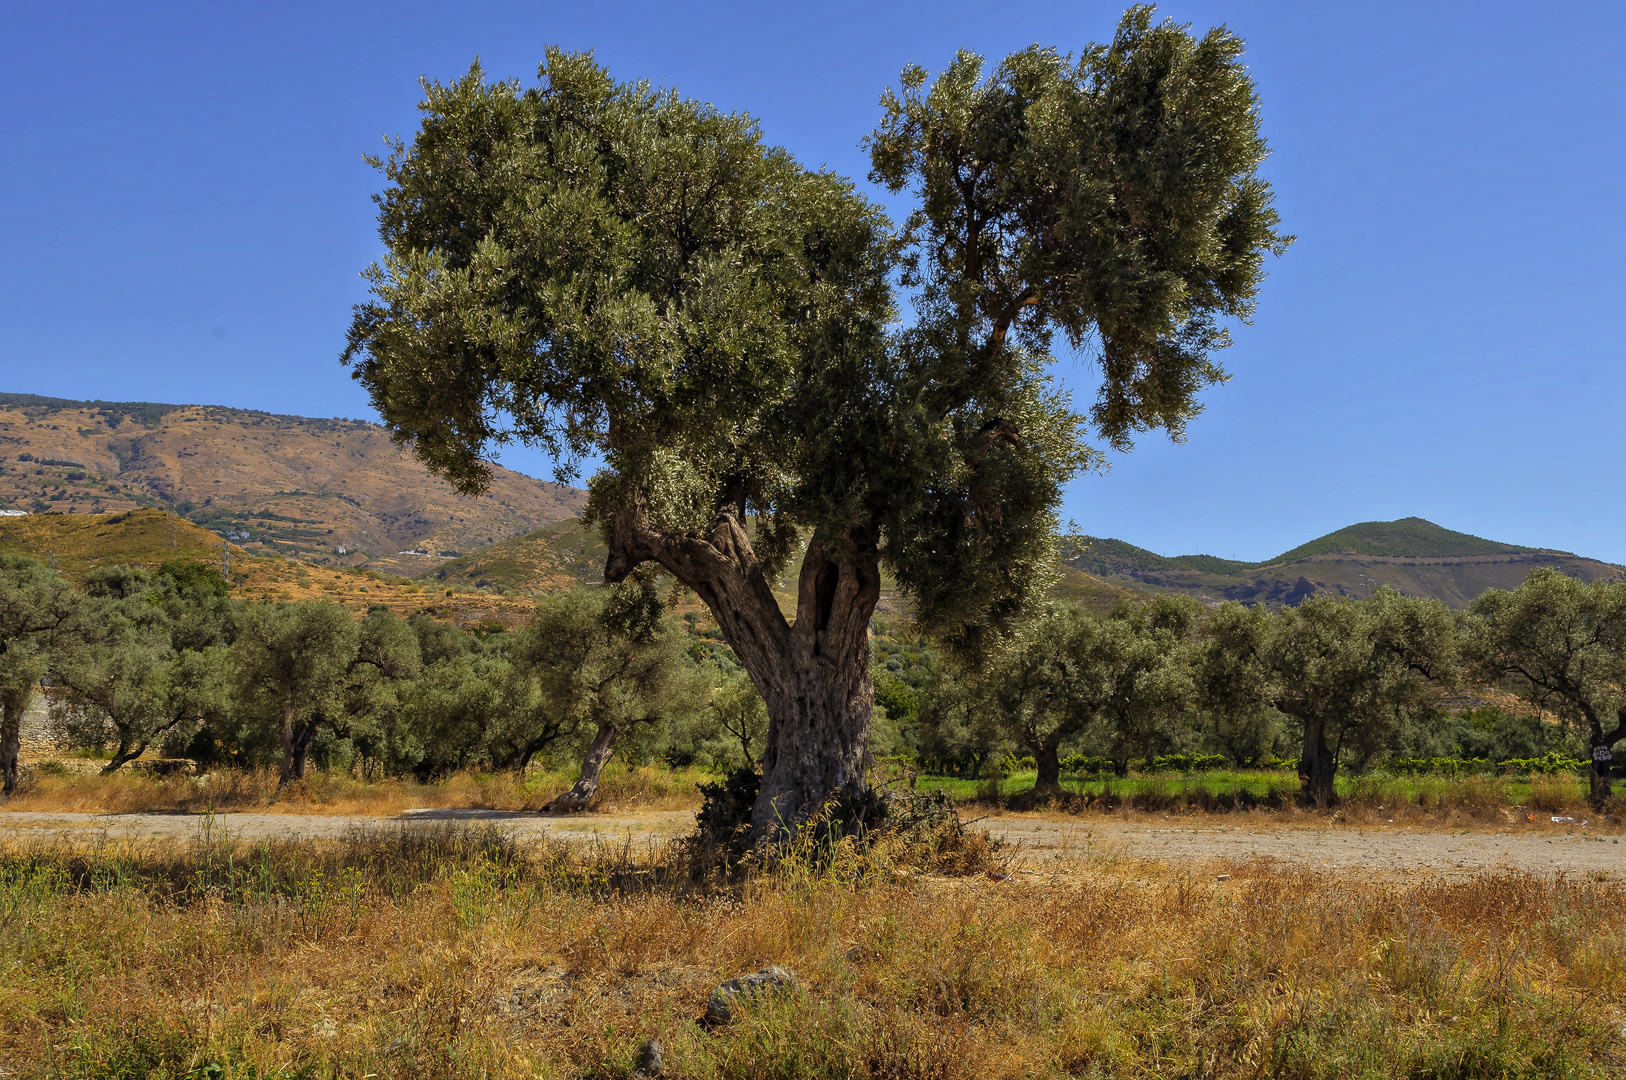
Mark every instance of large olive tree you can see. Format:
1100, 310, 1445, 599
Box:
343, 7, 1289, 837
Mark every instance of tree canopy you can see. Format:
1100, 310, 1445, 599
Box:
1469, 568, 1626, 801
342, 6, 1290, 835
1201, 589, 1457, 801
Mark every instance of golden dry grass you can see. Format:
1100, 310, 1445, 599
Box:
0, 823, 1621, 1078
7, 763, 710, 816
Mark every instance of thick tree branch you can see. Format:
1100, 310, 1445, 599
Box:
603, 493, 790, 676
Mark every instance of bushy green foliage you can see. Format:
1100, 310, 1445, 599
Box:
1468, 567, 1626, 800
336, 10, 1292, 835
1386, 753, 1589, 777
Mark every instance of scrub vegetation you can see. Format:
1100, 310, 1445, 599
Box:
0, 823, 1622, 1078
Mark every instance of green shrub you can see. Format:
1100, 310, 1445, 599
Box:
1060, 754, 1115, 776
1141, 753, 1230, 773
1385, 753, 1588, 777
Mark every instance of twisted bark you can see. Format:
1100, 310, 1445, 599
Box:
1298, 716, 1336, 806
0, 694, 22, 797
604, 496, 880, 841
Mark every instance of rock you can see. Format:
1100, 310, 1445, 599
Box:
705, 966, 799, 1024
636, 1037, 664, 1077
1215, 874, 1231, 882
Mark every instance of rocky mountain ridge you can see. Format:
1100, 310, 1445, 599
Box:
0, 392, 585, 571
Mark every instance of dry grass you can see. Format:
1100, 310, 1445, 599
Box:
6, 763, 710, 816
0, 823, 1621, 1078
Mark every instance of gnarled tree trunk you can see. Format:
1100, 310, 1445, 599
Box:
101, 739, 148, 774
1298, 715, 1336, 806
279, 705, 321, 786
1033, 739, 1062, 792
548, 720, 619, 812
605, 496, 879, 842
1590, 736, 1618, 805
0, 692, 24, 796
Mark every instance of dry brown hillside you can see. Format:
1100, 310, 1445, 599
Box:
0, 508, 540, 627
0, 394, 585, 571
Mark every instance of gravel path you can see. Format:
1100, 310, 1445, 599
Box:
1, 809, 1622, 878
997, 815, 1626, 878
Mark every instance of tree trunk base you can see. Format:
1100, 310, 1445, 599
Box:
1589, 764, 1615, 807
1299, 722, 1336, 808
547, 723, 617, 814
0, 720, 18, 797
544, 788, 597, 814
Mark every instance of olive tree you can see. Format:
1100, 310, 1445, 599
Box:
916, 666, 1009, 779
0, 555, 81, 795
709, 673, 770, 768
1075, 598, 1200, 778
233, 601, 357, 785
1469, 568, 1626, 803
53, 627, 231, 774
1201, 589, 1456, 803
54, 569, 233, 773
514, 583, 704, 811
342, 7, 1288, 837
987, 597, 1196, 789
232, 603, 418, 785
983, 605, 1088, 789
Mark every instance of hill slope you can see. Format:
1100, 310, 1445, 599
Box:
424, 517, 609, 592
0, 509, 538, 626
1067, 517, 1623, 608
430, 515, 1150, 620
0, 392, 585, 570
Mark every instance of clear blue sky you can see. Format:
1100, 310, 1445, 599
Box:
4, 1, 1622, 562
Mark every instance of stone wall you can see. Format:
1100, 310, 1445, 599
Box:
17, 696, 57, 761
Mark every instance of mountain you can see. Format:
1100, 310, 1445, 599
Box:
1066, 517, 1624, 609
8, 391, 1599, 616
0, 392, 585, 571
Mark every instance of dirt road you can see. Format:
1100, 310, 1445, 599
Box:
2, 807, 1623, 878
994, 814, 1625, 878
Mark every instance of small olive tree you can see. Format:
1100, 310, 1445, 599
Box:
233, 602, 421, 785
1468, 568, 1626, 803
986, 597, 1197, 789
54, 569, 233, 773
1201, 589, 1456, 803
513, 583, 706, 811
233, 601, 357, 784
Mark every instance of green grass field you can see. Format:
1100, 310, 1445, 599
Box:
915, 767, 1618, 814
